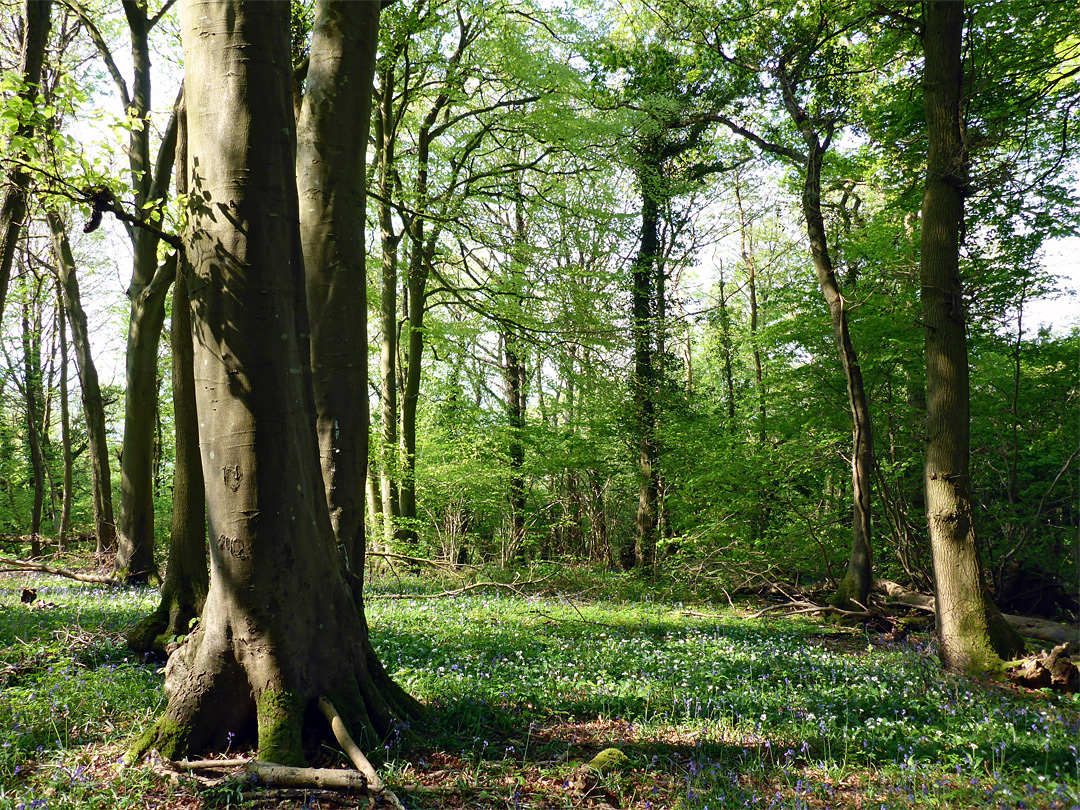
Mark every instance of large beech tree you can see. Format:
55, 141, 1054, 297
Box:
130, 0, 417, 763
919, 0, 1023, 673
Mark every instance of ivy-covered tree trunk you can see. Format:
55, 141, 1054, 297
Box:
0, 0, 51, 327
921, 0, 1024, 673
132, 0, 417, 763
48, 212, 117, 554
629, 150, 661, 573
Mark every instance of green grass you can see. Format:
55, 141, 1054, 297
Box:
0, 566, 1076, 809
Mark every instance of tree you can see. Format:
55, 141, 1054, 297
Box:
0, 0, 51, 326
48, 210, 117, 553
127, 98, 208, 656
66, 0, 181, 583
130, 0, 416, 763
919, 0, 1023, 673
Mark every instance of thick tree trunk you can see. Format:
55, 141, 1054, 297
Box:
114, 250, 174, 582
129, 105, 209, 656
48, 211, 117, 554
297, 0, 419, 719
0, 0, 51, 327
921, 0, 1024, 673
132, 0, 417, 765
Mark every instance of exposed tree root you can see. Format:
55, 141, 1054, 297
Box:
318, 696, 382, 789
0, 556, 120, 586
148, 741, 406, 809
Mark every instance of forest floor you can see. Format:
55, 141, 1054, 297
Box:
0, 552, 1077, 810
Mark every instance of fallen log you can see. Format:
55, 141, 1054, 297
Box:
873, 579, 1079, 645
1007, 643, 1079, 693
0, 556, 120, 586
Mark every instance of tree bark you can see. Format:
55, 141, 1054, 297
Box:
112, 2, 182, 585
629, 147, 661, 573
22, 291, 45, 558
57, 285, 73, 550
129, 101, 209, 656
297, 0, 419, 718
48, 211, 117, 554
374, 64, 402, 549
0, 0, 52, 327
131, 0, 418, 765
920, 0, 1024, 672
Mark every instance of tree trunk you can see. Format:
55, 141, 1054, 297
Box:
800, 141, 875, 611
131, 0, 418, 765
733, 180, 766, 442
22, 293, 45, 558
57, 285, 73, 550
47, 211, 117, 554
297, 0, 419, 717
128, 100, 209, 656
630, 151, 660, 573
374, 67, 402, 549
0, 0, 51, 327
113, 5, 181, 585
921, 0, 1024, 673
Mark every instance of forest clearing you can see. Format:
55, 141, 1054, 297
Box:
1, 557, 1077, 810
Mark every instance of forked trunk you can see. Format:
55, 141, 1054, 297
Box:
921, 0, 1023, 672
131, 0, 417, 765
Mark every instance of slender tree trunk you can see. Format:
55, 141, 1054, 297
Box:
22, 295, 44, 557
800, 142, 875, 610
128, 98, 209, 656
375, 69, 402, 548
57, 286, 73, 550
630, 152, 660, 573
399, 125, 436, 551
921, 0, 1023, 672
733, 181, 766, 441
717, 273, 737, 425
48, 211, 117, 554
0, 0, 51, 327
133, 0, 418, 765
113, 4, 181, 585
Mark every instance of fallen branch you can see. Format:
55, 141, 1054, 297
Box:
0, 556, 120, 586
748, 600, 870, 620
873, 579, 1080, 645
367, 574, 551, 601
